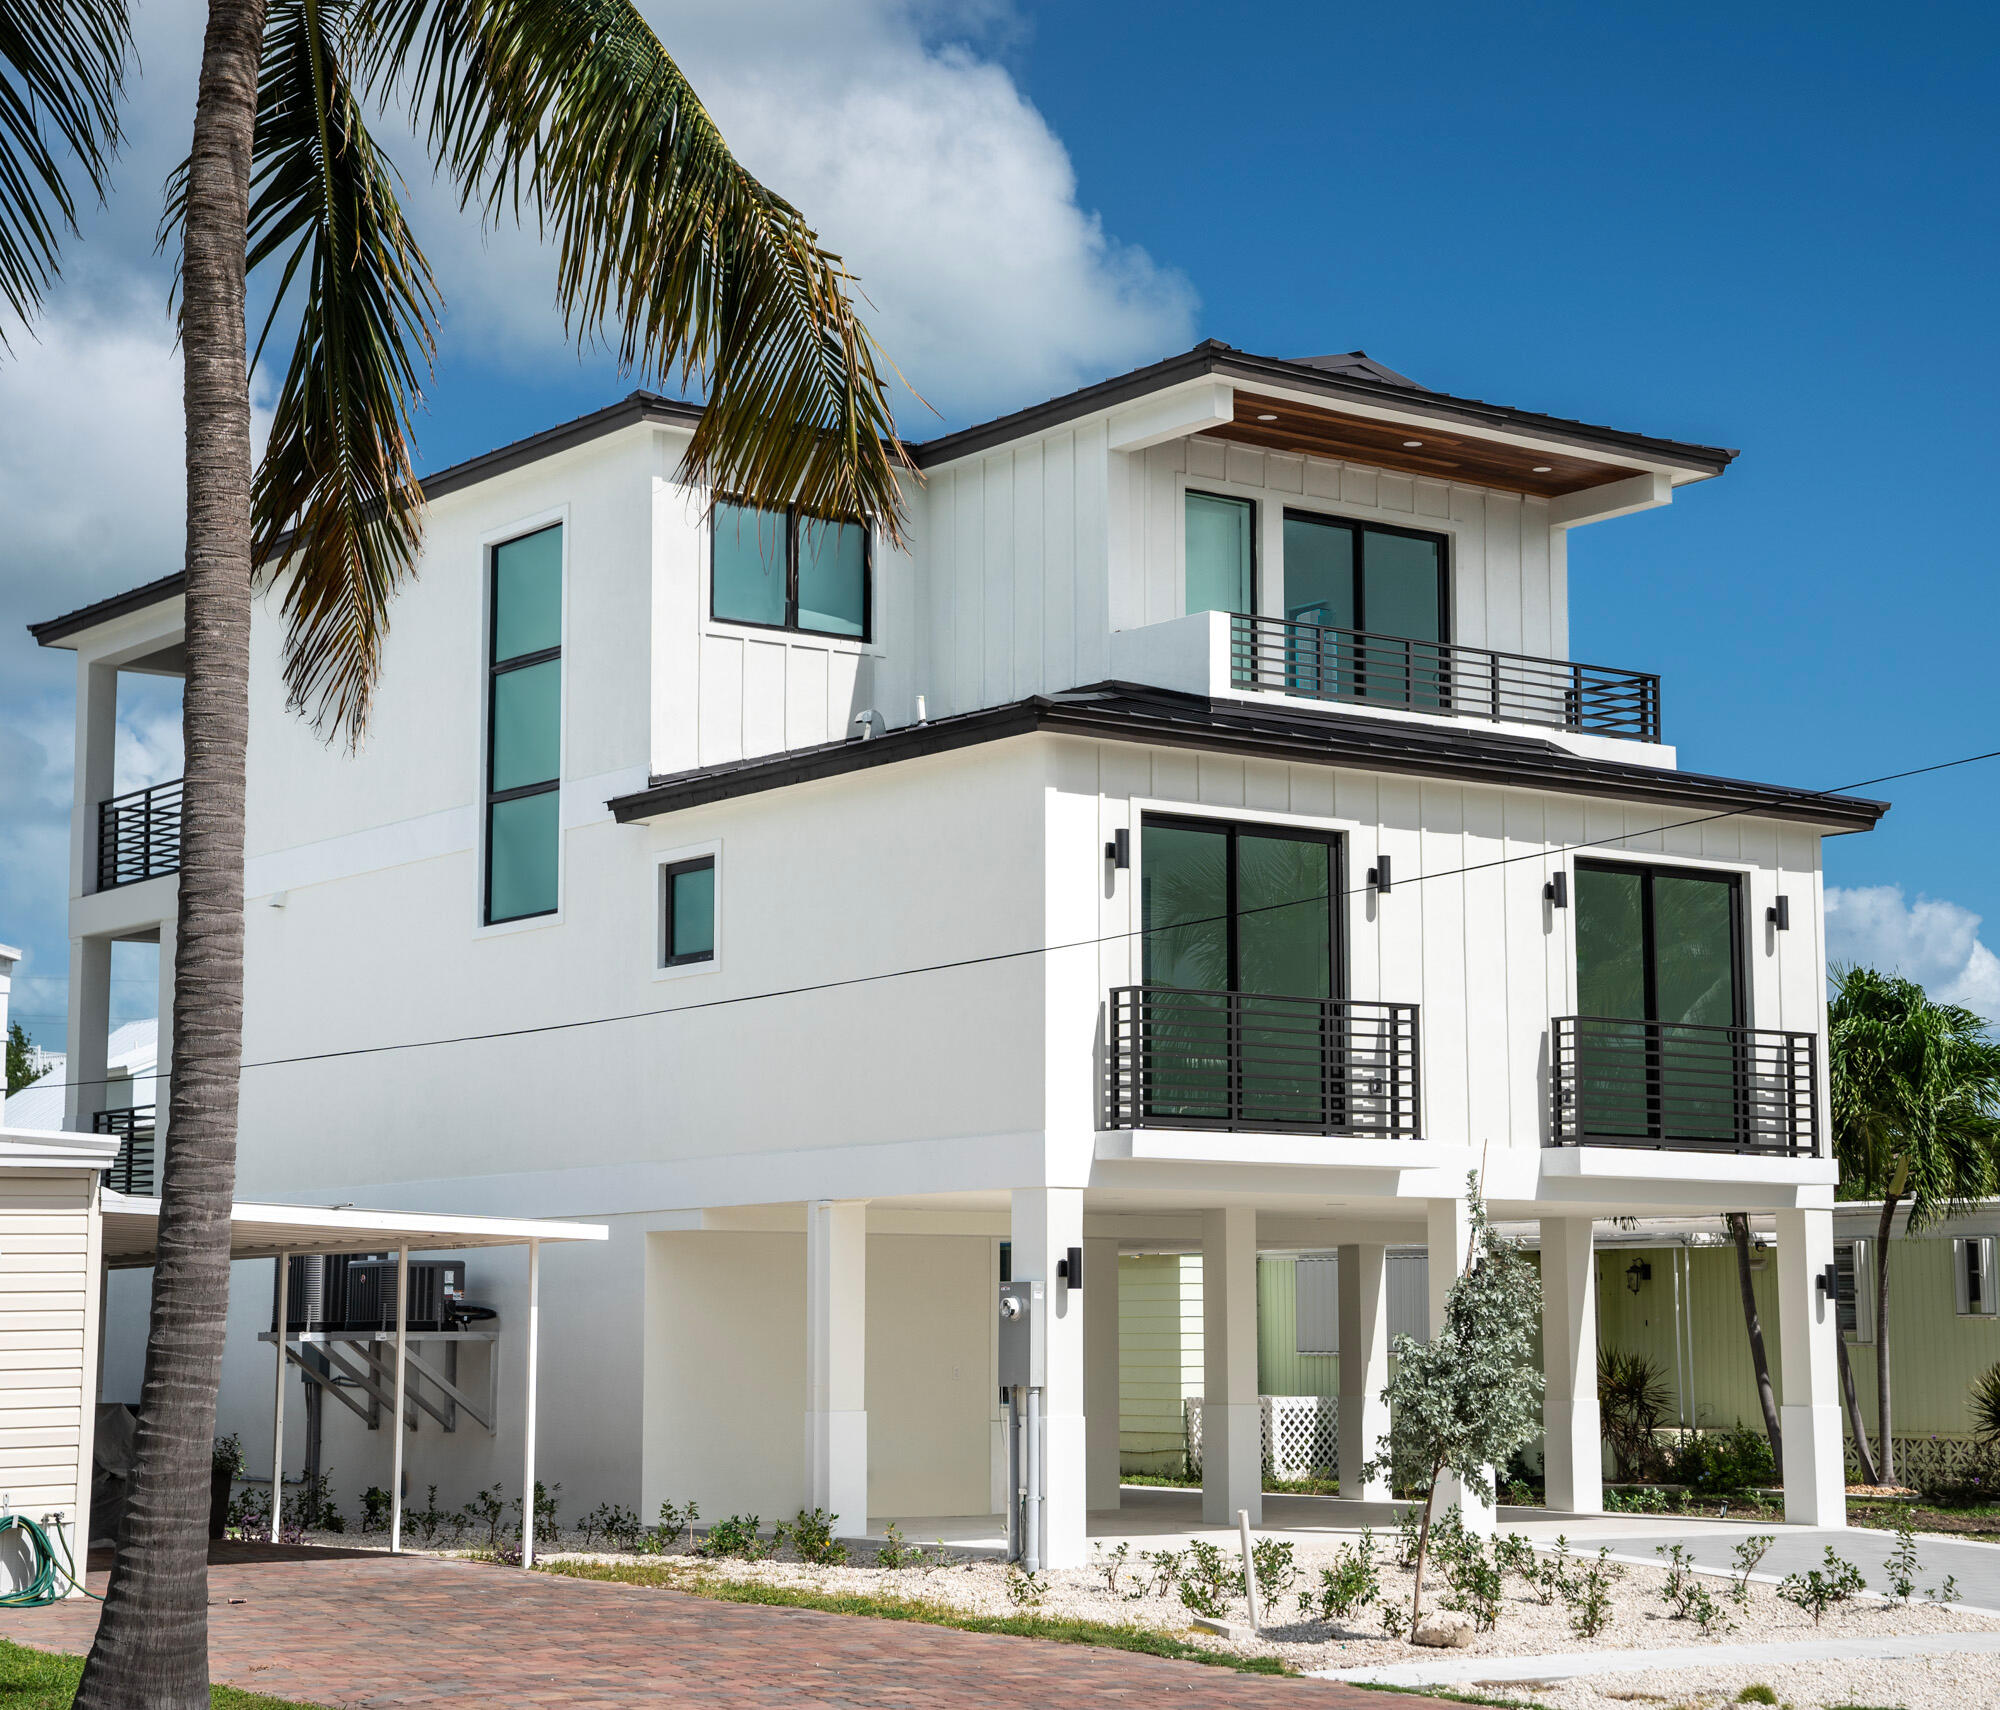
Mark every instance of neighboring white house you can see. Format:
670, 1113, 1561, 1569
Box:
33, 342, 1884, 1563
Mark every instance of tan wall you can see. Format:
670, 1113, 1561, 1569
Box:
1118, 1254, 1202, 1471
0, 1171, 98, 1527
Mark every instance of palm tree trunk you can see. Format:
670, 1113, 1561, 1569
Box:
73, 1, 265, 1704
1835, 1320, 1878, 1485
1875, 1194, 1899, 1486
1726, 1214, 1783, 1468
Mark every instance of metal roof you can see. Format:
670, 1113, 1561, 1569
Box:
607, 682, 1889, 833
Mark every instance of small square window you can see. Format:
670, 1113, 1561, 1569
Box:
663, 857, 716, 967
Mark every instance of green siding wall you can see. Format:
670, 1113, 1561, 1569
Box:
1258, 1257, 1339, 1398
1118, 1254, 1203, 1472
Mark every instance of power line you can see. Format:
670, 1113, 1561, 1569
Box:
41, 739, 2000, 1094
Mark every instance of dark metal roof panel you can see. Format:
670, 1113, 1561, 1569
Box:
609, 684, 1886, 833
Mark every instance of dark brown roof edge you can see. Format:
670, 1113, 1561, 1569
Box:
609, 685, 1887, 834
30, 391, 705, 646
908, 343, 1739, 475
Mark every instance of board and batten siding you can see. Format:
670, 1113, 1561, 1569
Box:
1069, 735, 1826, 1152
0, 1171, 99, 1526
1123, 434, 1568, 663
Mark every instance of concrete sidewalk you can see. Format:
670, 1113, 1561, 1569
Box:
1603, 1525, 2000, 1612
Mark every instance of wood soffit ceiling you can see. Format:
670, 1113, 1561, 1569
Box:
1206, 392, 1639, 497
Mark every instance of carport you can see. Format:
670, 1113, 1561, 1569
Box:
99, 1190, 607, 1567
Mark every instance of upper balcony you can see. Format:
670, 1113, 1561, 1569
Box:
92, 1105, 157, 1195
1229, 614, 1660, 743
96, 777, 183, 891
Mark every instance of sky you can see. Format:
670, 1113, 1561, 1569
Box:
2, 0, 1997, 1044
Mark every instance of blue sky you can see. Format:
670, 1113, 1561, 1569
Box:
2, 0, 1997, 1043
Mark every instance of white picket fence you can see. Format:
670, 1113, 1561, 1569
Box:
1183, 1395, 1338, 1480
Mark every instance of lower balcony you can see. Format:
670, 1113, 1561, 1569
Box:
92, 1106, 157, 1195
1106, 986, 1421, 1137
97, 777, 183, 890
1551, 1016, 1819, 1157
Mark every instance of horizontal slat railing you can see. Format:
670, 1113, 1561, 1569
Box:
1107, 986, 1421, 1136
93, 1106, 157, 1196
1231, 614, 1661, 741
96, 777, 184, 890
1551, 1015, 1819, 1156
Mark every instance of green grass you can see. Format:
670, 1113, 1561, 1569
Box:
537, 1558, 1292, 1674
0, 1641, 321, 1709
1347, 1684, 1553, 1710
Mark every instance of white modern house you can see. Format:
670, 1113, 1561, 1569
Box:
32, 342, 1885, 1565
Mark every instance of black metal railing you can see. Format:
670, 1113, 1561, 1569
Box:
1107, 986, 1421, 1136
1551, 1016, 1818, 1156
93, 1106, 157, 1195
96, 777, 184, 889
1230, 614, 1662, 741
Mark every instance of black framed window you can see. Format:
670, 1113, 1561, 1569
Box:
662, 856, 716, 966
485, 524, 562, 924
1184, 491, 1257, 616
711, 500, 870, 640
1281, 512, 1448, 642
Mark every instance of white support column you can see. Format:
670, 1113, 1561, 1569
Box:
1428, 1196, 1494, 1535
1777, 1206, 1845, 1527
1540, 1217, 1602, 1514
1083, 1236, 1120, 1512
1337, 1244, 1391, 1500
1011, 1188, 1086, 1566
389, 1245, 409, 1553
69, 659, 116, 903
1201, 1206, 1260, 1527
269, 1253, 289, 1542
65, 937, 111, 1134
805, 1200, 868, 1538
521, 1238, 541, 1567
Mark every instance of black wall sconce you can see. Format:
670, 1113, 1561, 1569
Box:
1368, 854, 1392, 894
1545, 870, 1568, 908
1624, 1259, 1652, 1295
1816, 1260, 1837, 1299
1105, 829, 1129, 870
1056, 1245, 1083, 1291
1768, 895, 1790, 931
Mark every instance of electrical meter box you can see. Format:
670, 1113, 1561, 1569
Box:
997, 1278, 1045, 1391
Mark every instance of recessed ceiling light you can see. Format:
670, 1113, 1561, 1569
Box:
1532, 465, 1553, 474
1256, 413, 1277, 422
1401, 439, 1423, 449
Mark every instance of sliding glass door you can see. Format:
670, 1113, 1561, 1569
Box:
1140, 818, 1341, 1126
1574, 862, 1743, 1143
1281, 513, 1447, 706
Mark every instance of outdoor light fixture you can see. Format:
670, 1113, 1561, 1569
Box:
1056, 1246, 1083, 1291
1368, 855, 1392, 894
1401, 439, 1424, 448
1625, 1259, 1652, 1295
1256, 413, 1278, 422
1545, 870, 1569, 908
1105, 828, 1130, 869
1768, 895, 1791, 931
1532, 465, 1554, 474
1816, 1261, 1838, 1299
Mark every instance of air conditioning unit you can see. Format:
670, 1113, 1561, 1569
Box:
273, 1253, 379, 1333
342, 1259, 467, 1332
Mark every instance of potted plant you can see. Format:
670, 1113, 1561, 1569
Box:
211, 1435, 244, 1540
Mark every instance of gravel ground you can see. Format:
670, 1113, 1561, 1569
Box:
1478, 1652, 1994, 1710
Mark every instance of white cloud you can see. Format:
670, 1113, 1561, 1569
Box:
1825, 884, 2000, 1021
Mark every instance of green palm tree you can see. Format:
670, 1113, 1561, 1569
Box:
6, 4, 906, 1703
1829, 965, 2000, 1487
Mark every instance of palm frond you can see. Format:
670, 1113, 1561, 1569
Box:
0, 0, 131, 338
244, 0, 440, 745
355, 0, 912, 537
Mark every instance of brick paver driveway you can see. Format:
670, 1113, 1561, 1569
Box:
7, 1545, 1436, 1708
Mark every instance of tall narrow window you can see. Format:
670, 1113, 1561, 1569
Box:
1184, 492, 1255, 616
486, 524, 562, 923
712, 501, 870, 639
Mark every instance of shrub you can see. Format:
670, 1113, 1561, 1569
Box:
461, 1485, 506, 1553
1251, 1537, 1297, 1606
1972, 1362, 2000, 1445
1299, 1532, 1379, 1623
1177, 1540, 1244, 1620
1543, 1541, 1622, 1637
1729, 1533, 1774, 1606
877, 1523, 921, 1571
699, 1514, 770, 1560
653, 1499, 700, 1551
359, 1486, 392, 1533
1005, 1566, 1046, 1607
511, 1480, 561, 1546
1777, 1546, 1866, 1624
1598, 1348, 1672, 1481
1669, 1424, 1776, 1496
1737, 1687, 1778, 1706
213, 1434, 245, 1478
783, 1507, 848, 1566
1656, 1544, 1731, 1633
1884, 1519, 1919, 1603
410, 1485, 449, 1548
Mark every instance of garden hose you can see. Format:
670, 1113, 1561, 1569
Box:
0, 1512, 96, 1606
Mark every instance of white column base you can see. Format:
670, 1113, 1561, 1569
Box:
1541, 1217, 1603, 1515
1201, 1400, 1263, 1526
1042, 1413, 1087, 1567
806, 1409, 869, 1537
1337, 1243, 1391, 1500
1782, 1402, 1847, 1528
